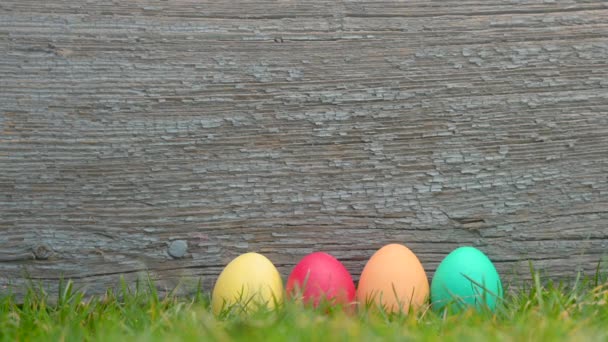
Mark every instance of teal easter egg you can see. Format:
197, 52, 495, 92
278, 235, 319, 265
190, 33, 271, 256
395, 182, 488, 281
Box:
431, 246, 503, 312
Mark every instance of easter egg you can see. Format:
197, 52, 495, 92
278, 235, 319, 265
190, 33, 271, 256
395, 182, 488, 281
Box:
356, 244, 429, 313
431, 246, 503, 312
211, 252, 283, 315
286, 252, 356, 307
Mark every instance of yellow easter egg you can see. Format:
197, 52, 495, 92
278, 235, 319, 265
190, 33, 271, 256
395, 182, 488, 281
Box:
211, 252, 283, 315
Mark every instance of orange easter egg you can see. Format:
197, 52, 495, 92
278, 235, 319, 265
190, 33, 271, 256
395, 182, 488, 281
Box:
356, 244, 429, 313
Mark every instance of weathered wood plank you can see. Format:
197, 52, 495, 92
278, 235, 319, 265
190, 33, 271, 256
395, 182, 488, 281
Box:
1, 0, 608, 297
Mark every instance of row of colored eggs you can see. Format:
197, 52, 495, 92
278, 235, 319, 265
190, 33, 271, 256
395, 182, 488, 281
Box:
211, 244, 503, 315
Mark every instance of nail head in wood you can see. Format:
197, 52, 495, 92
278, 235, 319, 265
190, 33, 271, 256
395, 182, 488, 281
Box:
168, 240, 188, 258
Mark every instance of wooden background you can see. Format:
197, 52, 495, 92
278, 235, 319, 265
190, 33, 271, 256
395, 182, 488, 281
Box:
1, 1, 608, 297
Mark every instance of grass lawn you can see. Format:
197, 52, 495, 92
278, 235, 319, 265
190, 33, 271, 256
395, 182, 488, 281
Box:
1, 271, 607, 341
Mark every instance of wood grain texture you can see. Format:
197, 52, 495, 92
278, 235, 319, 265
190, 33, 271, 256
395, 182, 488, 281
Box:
1, 0, 608, 297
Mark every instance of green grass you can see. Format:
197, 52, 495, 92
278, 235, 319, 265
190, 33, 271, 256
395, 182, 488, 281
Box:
1, 271, 608, 342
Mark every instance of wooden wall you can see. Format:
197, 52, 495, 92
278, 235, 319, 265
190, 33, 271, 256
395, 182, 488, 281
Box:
1, 1, 608, 297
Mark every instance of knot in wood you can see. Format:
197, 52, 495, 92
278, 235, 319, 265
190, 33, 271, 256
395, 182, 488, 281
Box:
33, 244, 53, 260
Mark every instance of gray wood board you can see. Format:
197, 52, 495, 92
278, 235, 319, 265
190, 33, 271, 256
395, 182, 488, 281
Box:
1, 1, 608, 297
